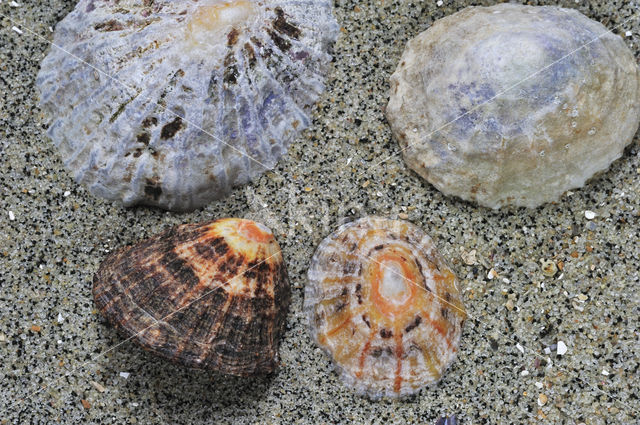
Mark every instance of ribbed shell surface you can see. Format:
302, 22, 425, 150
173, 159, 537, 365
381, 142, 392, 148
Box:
93, 218, 290, 376
37, 0, 338, 211
387, 4, 640, 209
305, 217, 466, 398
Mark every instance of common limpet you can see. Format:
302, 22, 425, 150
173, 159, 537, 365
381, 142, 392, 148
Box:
305, 217, 466, 398
37, 0, 338, 211
93, 218, 290, 376
387, 4, 640, 208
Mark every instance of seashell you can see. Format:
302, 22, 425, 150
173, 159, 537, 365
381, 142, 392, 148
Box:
387, 4, 640, 209
304, 217, 466, 398
93, 218, 290, 376
37, 0, 338, 211
435, 415, 458, 425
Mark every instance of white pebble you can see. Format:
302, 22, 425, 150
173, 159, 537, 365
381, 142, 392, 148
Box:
626, 30, 633, 37
57, 313, 64, 323
12, 26, 23, 35
584, 210, 596, 220
535, 381, 544, 389
8, 211, 15, 221
487, 268, 498, 280
119, 372, 130, 379
10, 1, 21, 7
520, 370, 529, 376
63, 191, 71, 197
436, 0, 443, 6
601, 369, 609, 376
557, 340, 568, 355
516, 343, 524, 354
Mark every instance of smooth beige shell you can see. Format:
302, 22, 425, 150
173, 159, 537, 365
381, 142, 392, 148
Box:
305, 217, 466, 398
387, 4, 640, 208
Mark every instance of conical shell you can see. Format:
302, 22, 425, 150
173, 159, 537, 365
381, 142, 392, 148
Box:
387, 4, 640, 208
37, 0, 338, 211
305, 217, 466, 398
93, 218, 290, 376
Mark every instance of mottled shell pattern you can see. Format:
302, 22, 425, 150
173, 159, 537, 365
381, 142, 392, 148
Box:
387, 4, 640, 209
93, 218, 290, 376
37, 0, 338, 211
305, 217, 466, 398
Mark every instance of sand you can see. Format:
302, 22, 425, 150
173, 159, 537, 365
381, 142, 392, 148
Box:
1, 1, 638, 423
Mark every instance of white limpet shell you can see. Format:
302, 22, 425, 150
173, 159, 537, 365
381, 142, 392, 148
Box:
387, 4, 640, 209
305, 217, 466, 398
37, 0, 338, 211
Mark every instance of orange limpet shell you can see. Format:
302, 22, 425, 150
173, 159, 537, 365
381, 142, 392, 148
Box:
305, 217, 466, 398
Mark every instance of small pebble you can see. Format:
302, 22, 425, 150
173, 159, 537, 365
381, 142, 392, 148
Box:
601, 369, 609, 376
626, 30, 633, 37
8, 211, 15, 221
57, 313, 64, 323
557, 341, 568, 356
63, 190, 71, 197
81, 399, 91, 409
505, 299, 515, 311
584, 210, 597, 220
436, 0, 444, 6
119, 372, 130, 379
535, 381, 544, 389
487, 268, 498, 280
540, 259, 557, 277
538, 393, 548, 406
520, 369, 529, 376
516, 343, 524, 354
398, 213, 409, 220
461, 249, 477, 265
91, 381, 106, 393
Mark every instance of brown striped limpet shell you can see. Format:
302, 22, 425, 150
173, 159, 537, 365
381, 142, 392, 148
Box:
305, 217, 466, 398
93, 218, 290, 376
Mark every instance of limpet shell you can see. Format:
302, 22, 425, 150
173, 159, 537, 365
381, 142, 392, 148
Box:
387, 4, 640, 208
37, 0, 338, 211
93, 218, 290, 376
305, 217, 466, 398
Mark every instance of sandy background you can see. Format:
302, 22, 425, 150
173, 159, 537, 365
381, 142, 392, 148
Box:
1, 0, 639, 424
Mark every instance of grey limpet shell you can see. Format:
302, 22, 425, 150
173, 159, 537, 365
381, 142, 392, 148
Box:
37, 0, 338, 211
387, 4, 640, 209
